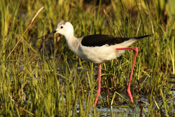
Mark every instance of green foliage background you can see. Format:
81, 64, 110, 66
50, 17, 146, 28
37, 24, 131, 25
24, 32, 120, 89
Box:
0, 0, 175, 116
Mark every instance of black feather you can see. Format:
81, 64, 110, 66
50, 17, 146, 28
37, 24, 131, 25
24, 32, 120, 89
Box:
81, 34, 150, 47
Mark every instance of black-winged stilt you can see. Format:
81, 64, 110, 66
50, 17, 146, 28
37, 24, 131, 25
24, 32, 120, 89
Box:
38, 20, 150, 106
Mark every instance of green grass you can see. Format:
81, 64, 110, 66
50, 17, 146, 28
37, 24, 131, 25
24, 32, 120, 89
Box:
0, 0, 175, 116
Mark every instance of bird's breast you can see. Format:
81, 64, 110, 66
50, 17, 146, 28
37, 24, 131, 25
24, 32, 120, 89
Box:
76, 44, 122, 64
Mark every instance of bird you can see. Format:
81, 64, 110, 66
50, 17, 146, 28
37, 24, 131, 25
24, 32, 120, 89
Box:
38, 20, 150, 106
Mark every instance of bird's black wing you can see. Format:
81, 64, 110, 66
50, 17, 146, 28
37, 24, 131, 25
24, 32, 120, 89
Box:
81, 34, 150, 47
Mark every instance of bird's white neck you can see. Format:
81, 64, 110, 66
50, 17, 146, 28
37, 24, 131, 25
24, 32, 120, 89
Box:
64, 34, 80, 54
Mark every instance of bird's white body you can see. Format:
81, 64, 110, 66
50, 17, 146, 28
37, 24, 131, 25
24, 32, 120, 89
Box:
56, 21, 136, 64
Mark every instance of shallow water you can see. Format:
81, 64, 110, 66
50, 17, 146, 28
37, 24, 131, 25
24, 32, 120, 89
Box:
62, 64, 175, 116
96, 106, 147, 117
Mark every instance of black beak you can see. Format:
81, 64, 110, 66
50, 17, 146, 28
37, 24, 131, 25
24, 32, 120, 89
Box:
37, 31, 57, 39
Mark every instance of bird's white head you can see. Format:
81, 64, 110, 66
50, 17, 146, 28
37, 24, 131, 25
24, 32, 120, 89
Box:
55, 21, 74, 37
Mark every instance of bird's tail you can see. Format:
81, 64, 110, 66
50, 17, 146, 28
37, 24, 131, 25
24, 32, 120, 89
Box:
133, 35, 151, 40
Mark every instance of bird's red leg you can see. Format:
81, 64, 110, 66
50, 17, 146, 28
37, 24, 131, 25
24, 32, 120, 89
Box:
116, 47, 138, 103
94, 64, 101, 106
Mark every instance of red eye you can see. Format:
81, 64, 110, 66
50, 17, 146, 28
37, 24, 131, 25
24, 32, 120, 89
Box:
60, 26, 63, 29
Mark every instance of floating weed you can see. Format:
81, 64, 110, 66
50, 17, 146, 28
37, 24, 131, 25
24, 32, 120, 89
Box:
168, 36, 175, 74
160, 89, 169, 117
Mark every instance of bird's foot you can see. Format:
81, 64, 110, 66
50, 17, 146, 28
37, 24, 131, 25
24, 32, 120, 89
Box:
127, 88, 134, 103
